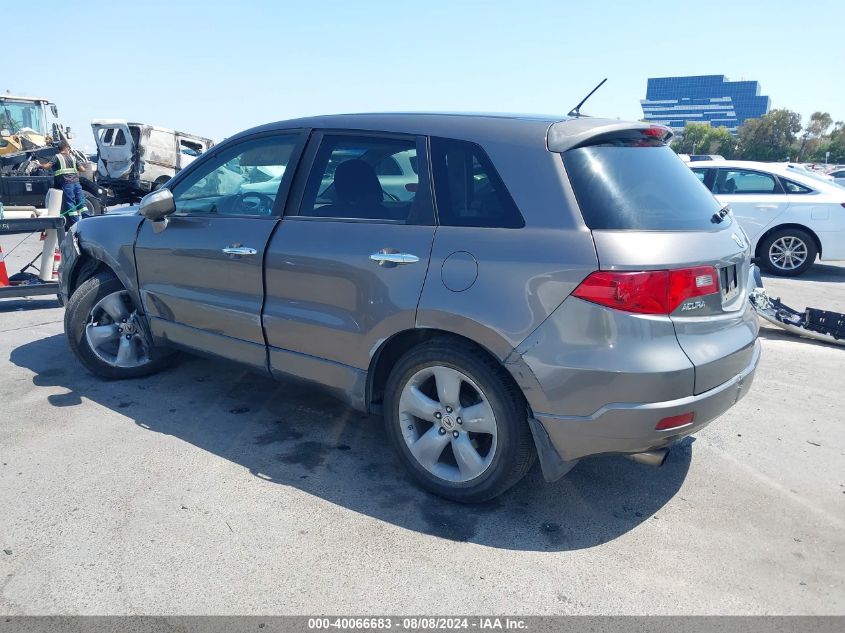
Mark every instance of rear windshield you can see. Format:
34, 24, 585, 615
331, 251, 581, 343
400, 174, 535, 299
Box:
562, 142, 725, 231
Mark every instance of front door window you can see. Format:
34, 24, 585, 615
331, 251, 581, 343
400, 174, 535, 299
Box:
170, 135, 300, 216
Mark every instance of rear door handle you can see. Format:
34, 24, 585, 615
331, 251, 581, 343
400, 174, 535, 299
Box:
754, 204, 779, 209
222, 246, 257, 256
370, 252, 419, 265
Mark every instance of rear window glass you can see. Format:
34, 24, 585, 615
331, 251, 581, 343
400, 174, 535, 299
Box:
562, 143, 724, 231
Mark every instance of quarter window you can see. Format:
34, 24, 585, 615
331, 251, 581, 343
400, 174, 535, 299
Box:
170, 134, 300, 216
781, 179, 812, 194
430, 138, 524, 228
298, 135, 431, 224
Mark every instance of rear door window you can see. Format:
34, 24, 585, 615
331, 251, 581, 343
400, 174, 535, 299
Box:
714, 169, 781, 194
430, 138, 524, 228
297, 134, 432, 224
562, 141, 723, 230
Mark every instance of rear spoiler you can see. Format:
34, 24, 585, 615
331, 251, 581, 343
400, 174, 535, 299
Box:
547, 118, 673, 153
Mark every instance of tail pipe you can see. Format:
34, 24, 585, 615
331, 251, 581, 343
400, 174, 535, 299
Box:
625, 448, 669, 467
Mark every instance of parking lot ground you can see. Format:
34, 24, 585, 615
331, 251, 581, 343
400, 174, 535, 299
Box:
1, 235, 844, 615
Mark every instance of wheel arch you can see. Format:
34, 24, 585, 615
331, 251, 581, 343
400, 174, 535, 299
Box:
366, 328, 534, 416
755, 223, 822, 259
67, 252, 111, 298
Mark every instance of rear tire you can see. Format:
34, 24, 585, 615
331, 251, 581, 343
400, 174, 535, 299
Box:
384, 339, 535, 503
65, 271, 173, 379
759, 228, 817, 277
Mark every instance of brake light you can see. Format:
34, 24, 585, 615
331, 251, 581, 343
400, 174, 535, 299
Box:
572, 266, 719, 315
643, 125, 670, 138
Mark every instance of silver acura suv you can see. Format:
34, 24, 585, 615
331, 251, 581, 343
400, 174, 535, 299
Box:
60, 113, 760, 502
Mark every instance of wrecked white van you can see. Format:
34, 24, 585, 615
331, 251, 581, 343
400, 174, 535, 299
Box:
92, 120, 213, 202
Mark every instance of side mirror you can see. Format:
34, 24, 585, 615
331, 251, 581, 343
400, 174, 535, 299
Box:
50, 104, 59, 118
139, 188, 175, 229
65, 127, 73, 139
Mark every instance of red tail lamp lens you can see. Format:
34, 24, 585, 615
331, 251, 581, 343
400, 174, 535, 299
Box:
572, 266, 719, 315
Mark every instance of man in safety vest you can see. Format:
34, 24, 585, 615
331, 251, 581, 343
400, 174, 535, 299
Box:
38, 142, 88, 227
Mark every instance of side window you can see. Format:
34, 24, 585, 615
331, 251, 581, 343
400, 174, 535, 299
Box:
716, 169, 779, 194
114, 129, 126, 146
781, 178, 812, 194
298, 135, 432, 223
170, 134, 299, 216
430, 138, 524, 228
180, 140, 204, 157
102, 128, 114, 144
692, 169, 707, 183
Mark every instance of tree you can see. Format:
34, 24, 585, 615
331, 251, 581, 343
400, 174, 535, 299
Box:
735, 109, 802, 161
671, 122, 736, 157
671, 123, 711, 154
699, 126, 736, 158
795, 111, 833, 161
825, 122, 845, 163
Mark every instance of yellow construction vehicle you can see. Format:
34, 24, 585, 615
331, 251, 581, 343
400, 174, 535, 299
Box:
0, 94, 104, 217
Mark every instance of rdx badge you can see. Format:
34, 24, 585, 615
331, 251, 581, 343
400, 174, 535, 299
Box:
681, 300, 707, 312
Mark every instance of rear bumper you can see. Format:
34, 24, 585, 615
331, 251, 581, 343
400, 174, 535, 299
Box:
531, 338, 760, 473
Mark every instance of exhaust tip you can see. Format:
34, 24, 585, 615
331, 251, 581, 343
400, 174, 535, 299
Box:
625, 448, 669, 468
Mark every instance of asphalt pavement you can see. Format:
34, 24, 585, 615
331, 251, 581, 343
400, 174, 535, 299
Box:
1, 234, 843, 615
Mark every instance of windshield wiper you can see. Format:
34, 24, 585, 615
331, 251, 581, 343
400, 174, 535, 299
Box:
711, 204, 731, 224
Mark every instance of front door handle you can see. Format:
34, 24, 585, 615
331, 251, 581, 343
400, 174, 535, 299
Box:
370, 251, 420, 265
754, 204, 779, 209
222, 246, 257, 256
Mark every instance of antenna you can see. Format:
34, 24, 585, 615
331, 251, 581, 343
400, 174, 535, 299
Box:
567, 78, 608, 118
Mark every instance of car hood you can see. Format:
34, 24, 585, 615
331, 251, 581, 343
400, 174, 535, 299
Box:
103, 205, 141, 216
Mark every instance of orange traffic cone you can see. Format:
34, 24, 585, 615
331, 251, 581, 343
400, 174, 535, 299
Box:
51, 248, 61, 281
0, 244, 10, 287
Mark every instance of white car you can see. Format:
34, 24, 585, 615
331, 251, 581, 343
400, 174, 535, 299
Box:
690, 160, 845, 276
828, 168, 845, 187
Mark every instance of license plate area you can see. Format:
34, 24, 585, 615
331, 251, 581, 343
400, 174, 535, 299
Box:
720, 264, 739, 301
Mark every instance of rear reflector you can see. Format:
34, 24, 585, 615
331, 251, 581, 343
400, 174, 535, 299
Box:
572, 266, 719, 315
656, 412, 695, 431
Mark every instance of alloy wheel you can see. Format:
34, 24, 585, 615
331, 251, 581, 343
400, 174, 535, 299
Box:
769, 236, 808, 271
84, 290, 151, 368
397, 365, 498, 483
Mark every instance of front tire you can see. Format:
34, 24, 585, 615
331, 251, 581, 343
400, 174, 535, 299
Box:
759, 228, 817, 277
384, 340, 535, 502
65, 271, 173, 379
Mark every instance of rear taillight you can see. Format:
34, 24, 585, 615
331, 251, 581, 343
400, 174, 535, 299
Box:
572, 266, 719, 315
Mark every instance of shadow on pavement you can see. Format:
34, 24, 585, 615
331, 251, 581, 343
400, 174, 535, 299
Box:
11, 334, 693, 552
761, 263, 845, 284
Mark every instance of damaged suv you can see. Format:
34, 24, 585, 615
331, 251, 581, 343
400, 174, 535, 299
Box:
60, 113, 760, 502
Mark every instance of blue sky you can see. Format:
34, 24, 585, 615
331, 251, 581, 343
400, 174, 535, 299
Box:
4, 0, 844, 151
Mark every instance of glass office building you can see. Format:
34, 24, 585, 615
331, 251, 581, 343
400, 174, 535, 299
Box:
641, 75, 770, 135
